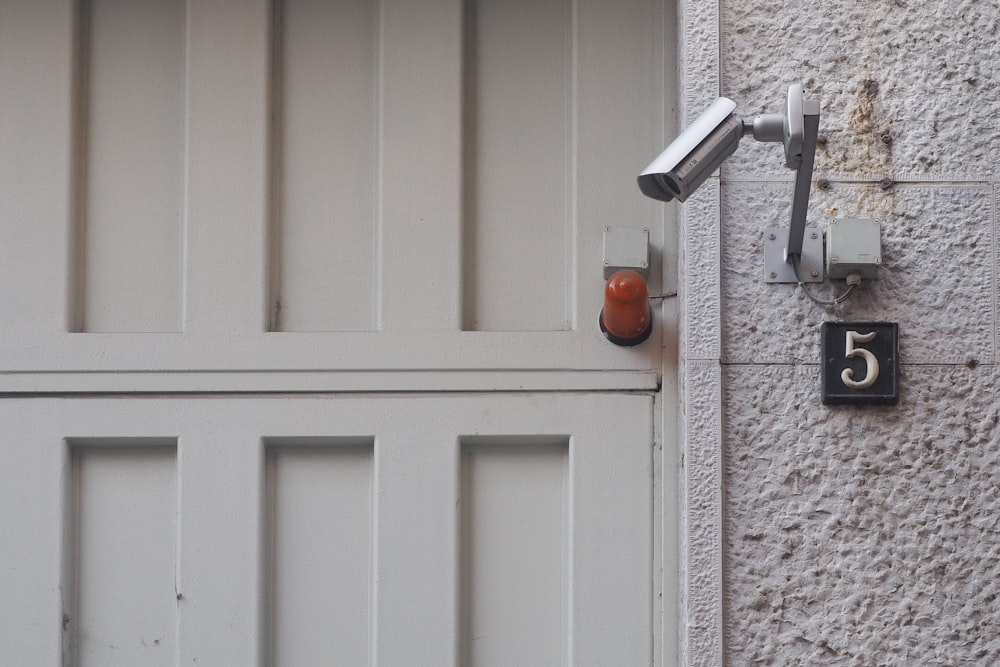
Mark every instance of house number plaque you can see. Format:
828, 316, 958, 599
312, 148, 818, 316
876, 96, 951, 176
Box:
821, 322, 899, 405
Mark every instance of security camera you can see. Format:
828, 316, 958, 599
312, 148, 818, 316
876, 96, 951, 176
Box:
638, 83, 816, 203
637, 98, 742, 203
638, 84, 824, 286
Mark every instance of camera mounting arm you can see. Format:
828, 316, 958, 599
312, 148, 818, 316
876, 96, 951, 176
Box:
745, 83, 821, 268
784, 89, 820, 262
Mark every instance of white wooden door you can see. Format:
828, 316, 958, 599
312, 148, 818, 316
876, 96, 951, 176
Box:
2, 395, 653, 666
0, 0, 671, 664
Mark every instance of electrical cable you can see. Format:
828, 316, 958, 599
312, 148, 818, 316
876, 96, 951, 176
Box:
790, 254, 858, 306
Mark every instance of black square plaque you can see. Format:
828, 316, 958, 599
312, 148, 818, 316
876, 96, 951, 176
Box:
821, 322, 899, 405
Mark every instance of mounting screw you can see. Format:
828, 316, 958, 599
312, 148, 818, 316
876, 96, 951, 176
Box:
603, 260, 609, 267
605, 226, 611, 232
640, 262, 648, 268
810, 232, 818, 240
875, 257, 882, 264
831, 257, 839, 264
769, 272, 777, 279
768, 233, 777, 241
811, 270, 819, 278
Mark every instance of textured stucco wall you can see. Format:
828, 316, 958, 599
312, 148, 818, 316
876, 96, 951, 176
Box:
679, 1, 1000, 664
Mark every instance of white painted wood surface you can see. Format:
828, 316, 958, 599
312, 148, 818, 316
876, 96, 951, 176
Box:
271, 0, 378, 332
77, 0, 185, 332
460, 439, 569, 665
69, 442, 177, 666
265, 440, 374, 665
0, 0, 667, 385
462, 0, 572, 331
1, 394, 653, 665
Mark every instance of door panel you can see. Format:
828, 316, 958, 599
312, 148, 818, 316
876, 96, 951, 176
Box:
77, 0, 185, 333
265, 440, 374, 666
462, 0, 572, 331
460, 439, 568, 666
1, 394, 652, 666
271, 0, 378, 332
69, 443, 177, 666
0, 0, 667, 377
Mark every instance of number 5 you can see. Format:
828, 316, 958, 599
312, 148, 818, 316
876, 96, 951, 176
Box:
842, 331, 879, 389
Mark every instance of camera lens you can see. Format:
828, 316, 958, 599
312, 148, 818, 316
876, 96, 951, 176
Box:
661, 174, 682, 197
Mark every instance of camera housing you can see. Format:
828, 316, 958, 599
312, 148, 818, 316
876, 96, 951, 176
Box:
637, 98, 741, 202
638, 84, 816, 204
637, 84, 827, 285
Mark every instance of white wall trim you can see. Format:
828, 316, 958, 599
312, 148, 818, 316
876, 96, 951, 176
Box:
677, 0, 725, 664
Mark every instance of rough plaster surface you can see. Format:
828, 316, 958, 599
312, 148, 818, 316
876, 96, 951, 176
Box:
677, 0, 724, 663
678, 0, 1000, 664
724, 364, 1000, 665
684, 359, 724, 667
719, 1, 999, 182
684, 180, 723, 362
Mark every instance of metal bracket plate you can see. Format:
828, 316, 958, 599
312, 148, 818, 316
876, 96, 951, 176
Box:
764, 226, 824, 283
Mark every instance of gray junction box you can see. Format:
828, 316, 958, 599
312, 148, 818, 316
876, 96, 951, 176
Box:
826, 218, 882, 280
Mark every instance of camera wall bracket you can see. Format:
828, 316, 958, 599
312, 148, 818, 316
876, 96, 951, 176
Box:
764, 226, 824, 283
758, 84, 822, 283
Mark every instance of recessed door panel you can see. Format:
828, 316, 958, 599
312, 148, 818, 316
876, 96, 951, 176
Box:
76, 0, 185, 332
264, 439, 374, 666
68, 441, 177, 667
460, 438, 569, 666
